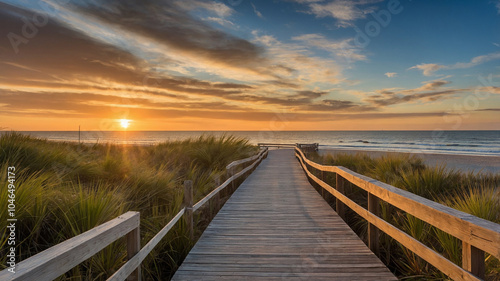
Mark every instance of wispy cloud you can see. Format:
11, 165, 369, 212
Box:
364, 79, 466, 107
175, 0, 234, 17
450, 52, 500, 69
298, 0, 382, 27
252, 32, 344, 84
384, 72, 397, 78
408, 63, 445, 76
203, 17, 236, 27
478, 86, 500, 94
409, 52, 500, 76
476, 108, 500, 111
292, 33, 366, 62
251, 3, 264, 19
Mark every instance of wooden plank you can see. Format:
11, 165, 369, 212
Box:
0, 212, 140, 281
173, 149, 396, 280
295, 147, 500, 260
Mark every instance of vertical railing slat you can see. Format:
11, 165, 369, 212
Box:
368, 193, 380, 256
462, 241, 485, 279
335, 174, 346, 221
184, 180, 194, 241
126, 225, 141, 281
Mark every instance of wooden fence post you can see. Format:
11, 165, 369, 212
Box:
126, 224, 141, 281
320, 170, 325, 199
335, 174, 345, 220
214, 175, 221, 211
368, 193, 380, 256
229, 166, 236, 191
462, 241, 485, 279
183, 180, 194, 241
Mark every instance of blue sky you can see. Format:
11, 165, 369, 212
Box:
0, 0, 499, 130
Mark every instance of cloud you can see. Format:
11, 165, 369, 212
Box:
496, 0, 500, 13
300, 0, 382, 27
384, 72, 397, 78
365, 79, 466, 107
251, 3, 264, 19
409, 52, 500, 76
174, 0, 234, 18
72, 0, 268, 77
450, 52, 500, 69
252, 32, 343, 84
1, 89, 443, 122
408, 63, 445, 76
476, 108, 500, 112
292, 33, 366, 62
477, 86, 500, 94
203, 17, 236, 27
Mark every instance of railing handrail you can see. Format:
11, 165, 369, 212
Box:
0, 211, 140, 281
226, 147, 268, 170
0, 148, 268, 281
295, 146, 500, 281
257, 143, 296, 147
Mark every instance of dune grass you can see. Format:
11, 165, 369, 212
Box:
0, 132, 257, 280
311, 151, 500, 280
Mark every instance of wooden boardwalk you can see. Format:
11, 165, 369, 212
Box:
172, 149, 397, 280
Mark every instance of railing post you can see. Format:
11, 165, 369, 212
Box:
183, 180, 194, 241
320, 170, 325, 199
335, 174, 345, 220
126, 224, 141, 281
214, 175, 221, 211
368, 193, 380, 256
462, 241, 485, 279
229, 166, 236, 191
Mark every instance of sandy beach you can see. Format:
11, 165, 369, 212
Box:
319, 149, 500, 174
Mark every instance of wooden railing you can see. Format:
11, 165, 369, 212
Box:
0, 148, 268, 281
258, 142, 296, 149
295, 147, 500, 281
258, 143, 318, 152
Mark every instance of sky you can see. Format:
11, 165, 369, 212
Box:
0, 0, 499, 131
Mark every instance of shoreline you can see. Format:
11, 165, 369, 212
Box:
319, 149, 500, 174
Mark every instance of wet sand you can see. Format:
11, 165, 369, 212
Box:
319, 149, 500, 174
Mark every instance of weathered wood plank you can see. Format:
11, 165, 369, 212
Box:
173, 149, 396, 280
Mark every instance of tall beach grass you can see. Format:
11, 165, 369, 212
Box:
311, 151, 500, 280
0, 132, 257, 280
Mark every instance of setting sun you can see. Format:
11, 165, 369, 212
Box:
120, 119, 131, 129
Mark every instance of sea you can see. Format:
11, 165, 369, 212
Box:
4, 130, 500, 157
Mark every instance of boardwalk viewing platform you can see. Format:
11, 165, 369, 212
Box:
173, 149, 396, 280
2, 144, 499, 281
